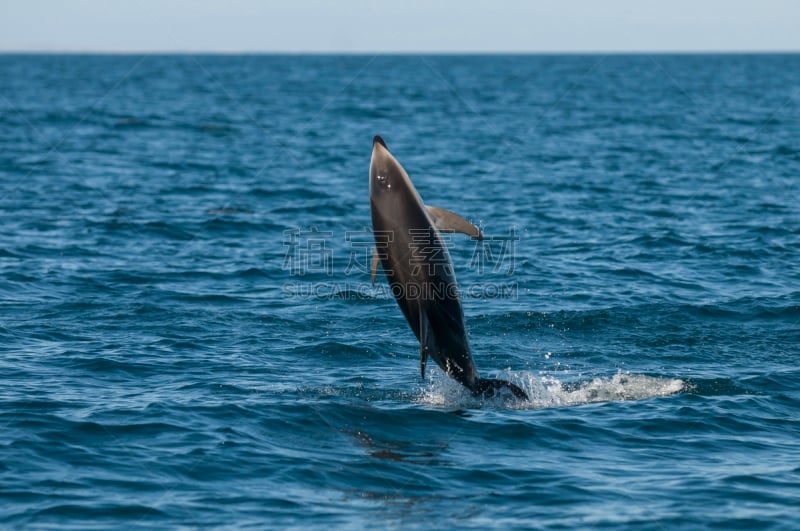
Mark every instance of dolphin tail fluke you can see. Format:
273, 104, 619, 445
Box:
474, 378, 529, 401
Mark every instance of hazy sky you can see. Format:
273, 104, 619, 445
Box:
1, 0, 798, 53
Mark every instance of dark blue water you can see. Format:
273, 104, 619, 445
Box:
1, 54, 799, 528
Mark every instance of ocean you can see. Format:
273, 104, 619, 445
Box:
1, 54, 799, 528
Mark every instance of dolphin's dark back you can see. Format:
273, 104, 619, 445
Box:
370, 193, 478, 388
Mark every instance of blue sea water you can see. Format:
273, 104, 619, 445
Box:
1, 54, 799, 528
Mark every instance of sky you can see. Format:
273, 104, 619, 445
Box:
1, 0, 798, 53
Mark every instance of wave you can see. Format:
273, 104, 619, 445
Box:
487, 294, 800, 330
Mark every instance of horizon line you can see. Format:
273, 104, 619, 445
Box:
1, 49, 799, 56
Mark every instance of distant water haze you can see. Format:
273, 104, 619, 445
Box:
1, 0, 798, 52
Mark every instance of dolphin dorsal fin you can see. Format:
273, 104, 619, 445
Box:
426, 206, 483, 240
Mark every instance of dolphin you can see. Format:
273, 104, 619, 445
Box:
369, 135, 528, 401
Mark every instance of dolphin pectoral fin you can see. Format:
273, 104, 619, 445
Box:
426, 206, 483, 240
419, 343, 427, 378
418, 307, 433, 379
371, 247, 380, 285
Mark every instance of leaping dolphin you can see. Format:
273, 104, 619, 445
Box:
369, 135, 528, 401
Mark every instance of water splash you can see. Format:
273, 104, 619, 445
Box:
417, 371, 684, 409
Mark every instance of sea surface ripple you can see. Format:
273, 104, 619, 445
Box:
1, 54, 799, 528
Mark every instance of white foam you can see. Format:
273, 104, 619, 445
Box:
416, 371, 685, 409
